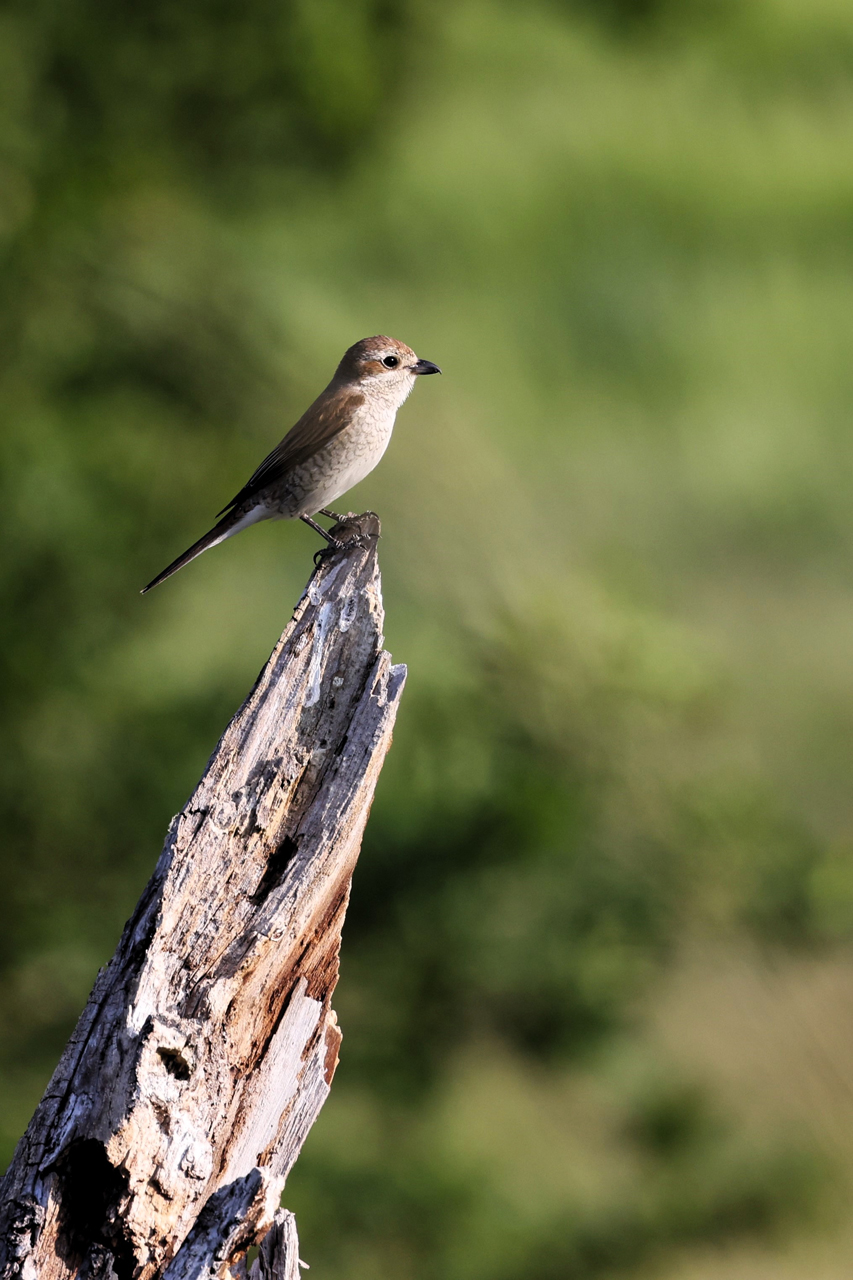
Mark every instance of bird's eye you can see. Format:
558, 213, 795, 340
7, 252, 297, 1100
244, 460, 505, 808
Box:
381, 355, 399, 368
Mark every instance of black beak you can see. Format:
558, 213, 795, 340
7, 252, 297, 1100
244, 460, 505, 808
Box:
411, 358, 441, 375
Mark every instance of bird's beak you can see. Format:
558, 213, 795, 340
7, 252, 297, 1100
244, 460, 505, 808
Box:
411, 358, 441, 375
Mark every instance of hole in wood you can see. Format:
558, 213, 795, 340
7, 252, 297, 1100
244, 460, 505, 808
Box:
251, 834, 299, 904
157, 1047, 192, 1080
54, 1138, 135, 1280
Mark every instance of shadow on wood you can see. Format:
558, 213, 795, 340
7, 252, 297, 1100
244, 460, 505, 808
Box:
0, 514, 405, 1280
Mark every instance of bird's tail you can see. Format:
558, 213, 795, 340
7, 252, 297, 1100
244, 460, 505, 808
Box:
141, 506, 266, 594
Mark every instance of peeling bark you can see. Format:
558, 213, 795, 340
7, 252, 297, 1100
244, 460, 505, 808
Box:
0, 514, 405, 1280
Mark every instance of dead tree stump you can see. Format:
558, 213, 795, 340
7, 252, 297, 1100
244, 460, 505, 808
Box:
0, 514, 405, 1280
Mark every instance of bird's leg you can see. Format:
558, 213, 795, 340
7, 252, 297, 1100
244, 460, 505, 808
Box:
304, 512, 372, 564
318, 507, 346, 522
304, 514, 342, 565
301, 515, 338, 544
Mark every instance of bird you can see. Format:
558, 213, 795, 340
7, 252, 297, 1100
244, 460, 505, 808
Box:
141, 335, 440, 593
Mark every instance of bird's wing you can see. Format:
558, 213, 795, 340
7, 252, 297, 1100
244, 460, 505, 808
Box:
218, 387, 366, 514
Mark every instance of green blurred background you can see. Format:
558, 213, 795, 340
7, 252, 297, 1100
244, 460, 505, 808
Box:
4, 0, 853, 1275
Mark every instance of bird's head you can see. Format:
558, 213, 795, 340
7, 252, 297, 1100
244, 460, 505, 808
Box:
335, 336, 441, 406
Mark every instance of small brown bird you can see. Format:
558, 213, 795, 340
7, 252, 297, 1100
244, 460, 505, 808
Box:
141, 335, 440, 593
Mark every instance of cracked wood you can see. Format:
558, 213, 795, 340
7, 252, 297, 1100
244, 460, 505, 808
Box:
0, 514, 405, 1280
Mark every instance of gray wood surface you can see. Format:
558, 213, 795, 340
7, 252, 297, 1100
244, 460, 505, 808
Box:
0, 515, 405, 1280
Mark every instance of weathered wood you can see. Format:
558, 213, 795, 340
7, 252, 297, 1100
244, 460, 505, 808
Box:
0, 513, 405, 1280
248, 1210, 301, 1280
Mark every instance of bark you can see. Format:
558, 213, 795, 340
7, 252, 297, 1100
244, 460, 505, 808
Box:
0, 514, 404, 1280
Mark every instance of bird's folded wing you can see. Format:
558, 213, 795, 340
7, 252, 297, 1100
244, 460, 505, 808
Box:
217, 387, 366, 514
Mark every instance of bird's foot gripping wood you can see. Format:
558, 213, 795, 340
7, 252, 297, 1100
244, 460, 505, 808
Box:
312, 512, 381, 564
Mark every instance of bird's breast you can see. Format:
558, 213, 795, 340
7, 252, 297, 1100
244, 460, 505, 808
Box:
287, 404, 397, 514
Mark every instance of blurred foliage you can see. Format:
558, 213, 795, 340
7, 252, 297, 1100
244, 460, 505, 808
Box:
4, 0, 853, 1277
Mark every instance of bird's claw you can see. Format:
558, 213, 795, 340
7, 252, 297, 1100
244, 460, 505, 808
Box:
313, 533, 369, 565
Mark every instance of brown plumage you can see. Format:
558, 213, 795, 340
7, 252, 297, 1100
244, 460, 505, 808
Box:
215, 388, 367, 517
141, 336, 440, 593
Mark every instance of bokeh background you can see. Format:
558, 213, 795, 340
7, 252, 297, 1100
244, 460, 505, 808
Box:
4, 0, 853, 1275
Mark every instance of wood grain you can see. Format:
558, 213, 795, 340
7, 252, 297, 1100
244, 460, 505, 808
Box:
0, 514, 404, 1280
